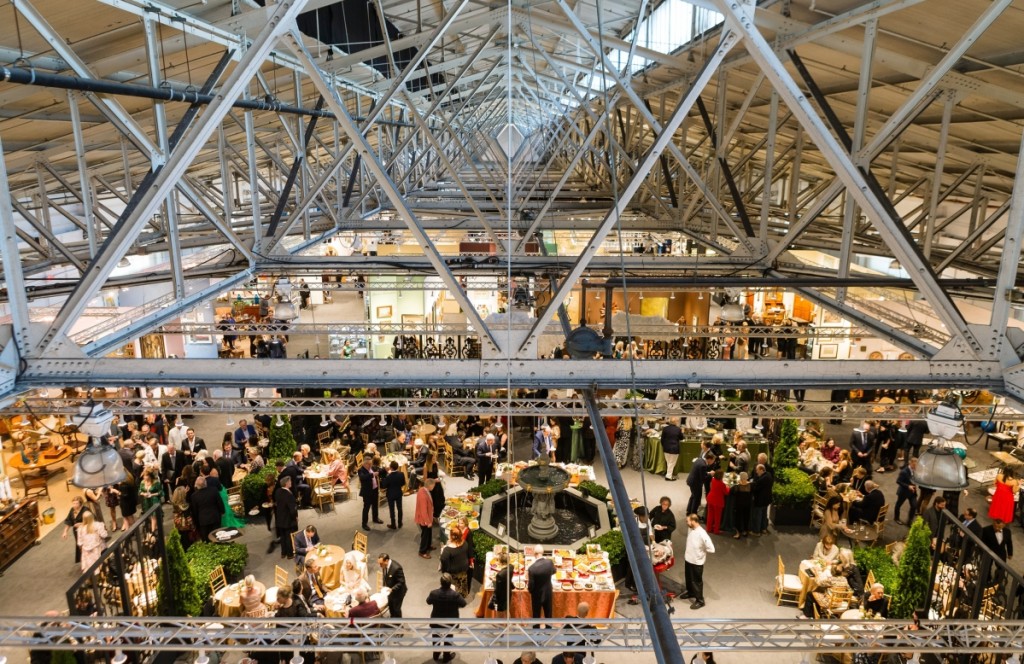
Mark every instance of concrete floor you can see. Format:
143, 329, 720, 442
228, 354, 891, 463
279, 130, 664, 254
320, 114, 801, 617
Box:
0, 297, 1019, 663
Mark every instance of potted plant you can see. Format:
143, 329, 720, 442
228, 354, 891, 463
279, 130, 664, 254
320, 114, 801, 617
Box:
770, 467, 816, 526
468, 478, 508, 499
577, 480, 609, 502
891, 517, 932, 618
157, 528, 201, 616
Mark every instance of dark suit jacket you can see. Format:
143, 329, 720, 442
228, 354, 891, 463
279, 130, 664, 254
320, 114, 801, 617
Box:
189, 486, 224, 528
661, 424, 682, 454
381, 560, 407, 599
278, 462, 303, 488
160, 452, 182, 483
853, 489, 885, 523
493, 566, 512, 612
294, 531, 320, 558
426, 586, 467, 618
896, 465, 916, 498
299, 572, 327, 604
752, 470, 774, 507
274, 486, 298, 532
181, 436, 206, 458
850, 430, 873, 459
981, 525, 1013, 560
381, 469, 406, 501
358, 465, 378, 499
686, 456, 709, 491
216, 457, 235, 489
527, 557, 555, 604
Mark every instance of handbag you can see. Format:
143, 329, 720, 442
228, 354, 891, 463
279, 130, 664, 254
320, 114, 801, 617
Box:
487, 594, 499, 611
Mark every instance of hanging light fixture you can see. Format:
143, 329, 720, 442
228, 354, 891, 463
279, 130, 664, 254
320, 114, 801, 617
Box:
275, 414, 286, 428
195, 652, 210, 664
720, 292, 745, 322
275, 278, 298, 321
290, 653, 304, 664
226, 415, 236, 428
320, 415, 330, 428
71, 401, 126, 489
112, 652, 128, 664
914, 395, 968, 491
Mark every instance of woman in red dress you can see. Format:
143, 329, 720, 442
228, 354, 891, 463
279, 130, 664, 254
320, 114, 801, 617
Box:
705, 470, 730, 534
988, 467, 1019, 523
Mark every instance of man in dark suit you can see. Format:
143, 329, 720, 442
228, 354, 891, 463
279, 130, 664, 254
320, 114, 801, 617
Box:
426, 573, 467, 661
894, 457, 918, 525
358, 456, 383, 530
527, 544, 555, 622
189, 475, 224, 542
180, 428, 206, 465
982, 519, 1013, 561
233, 419, 257, 464
661, 418, 682, 481
214, 448, 235, 489
274, 476, 299, 559
299, 558, 327, 610
686, 452, 711, 517
159, 443, 182, 502
476, 434, 497, 485
903, 420, 929, 462
378, 553, 408, 617
848, 481, 885, 524
533, 425, 552, 460
850, 422, 874, 474
294, 524, 320, 569
280, 453, 311, 507
380, 460, 406, 529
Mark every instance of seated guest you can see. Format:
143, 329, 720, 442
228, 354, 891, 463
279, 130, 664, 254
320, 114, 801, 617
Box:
453, 438, 477, 480
239, 575, 265, 614
297, 444, 314, 469
244, 446, 265, 473
832, 548, 863, 592
323, 447, 348, 487
847, 481, 885, 524
812, 533, 841, 565
814, 467, 835, 495
274, 584, 311, 618
341, 550, 371, 596
409, 439, 429, 470
834, 449, 853, 483
820, 438, 840, 464
819, 495, 844, 541
294, 525, 320, 569
348, 587, 380, 618
849, 466, 869, 493
299, 559, 327, 610
863, 583, 889, 617
798, 443, 823, 474
364, 442, 380, 459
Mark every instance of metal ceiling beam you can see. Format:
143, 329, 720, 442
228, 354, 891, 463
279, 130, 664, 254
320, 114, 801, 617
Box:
517, 7, 739, 355
282, 28, 502, 355
13, 358, 1005, 391
715, 0, 985, 361
32, 0, 311, 356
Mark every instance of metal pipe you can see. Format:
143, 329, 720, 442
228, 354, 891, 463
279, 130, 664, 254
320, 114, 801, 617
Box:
595, 276, 1004, 289
0, 65, 415, 126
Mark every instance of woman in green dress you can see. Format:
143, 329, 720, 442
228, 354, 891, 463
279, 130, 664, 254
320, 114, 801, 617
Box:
216, 470, 248, 530
139, 466, 163, 530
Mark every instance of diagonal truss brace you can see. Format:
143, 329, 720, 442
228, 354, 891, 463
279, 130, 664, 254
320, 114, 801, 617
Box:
33, 0, 310, 356
517, 22, 740, 356
714, 0, 986, 361
281, 30, 502, 354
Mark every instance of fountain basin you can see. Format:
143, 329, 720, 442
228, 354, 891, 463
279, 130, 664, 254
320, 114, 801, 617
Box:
477, 486, 612, 551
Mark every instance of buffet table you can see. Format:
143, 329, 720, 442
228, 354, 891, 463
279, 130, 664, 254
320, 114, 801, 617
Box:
439, 493, 482, 534
474, 547, 618, 619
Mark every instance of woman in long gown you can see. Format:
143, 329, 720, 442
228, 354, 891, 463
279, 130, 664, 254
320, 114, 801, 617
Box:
77, 511, 108, 572
218, 480, 248, 529
988, 467, 1019, 523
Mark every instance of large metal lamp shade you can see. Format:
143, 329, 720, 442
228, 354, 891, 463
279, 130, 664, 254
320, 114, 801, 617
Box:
70, 402, 126, 489
720, 302, 745, 322
913, 445, 968, 491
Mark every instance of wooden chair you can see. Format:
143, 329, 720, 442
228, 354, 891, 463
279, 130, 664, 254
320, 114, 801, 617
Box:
21, 470, 50, 501
353, 530, 368, 554
775, 556, 802, 606
871, 505, 889, 544
242, 605, 269, 618
313, 477, 334, 512
274, 565, 290, 589
810, 493, 828, 529
209, 565, 228, 599
865, 569, 877, 594
376, 569, 384, 593
822, 586, 853, 618
317, 430, 332, 449
447, 443, 466, 478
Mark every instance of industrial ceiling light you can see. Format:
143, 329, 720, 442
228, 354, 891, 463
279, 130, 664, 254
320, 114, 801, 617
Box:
320, 415, 330, 428
112, 652, 127, 664
915, 395, 968, 491
290, 653, 304, 664
226, 415, 235, 428
721, 300, 745, 323
275, 278, 298, 321
195, 651, 210, 664
71, 401, 125, 489
889, 259, 901, 270
117, 257, 131, 268
275, 414, 286, 428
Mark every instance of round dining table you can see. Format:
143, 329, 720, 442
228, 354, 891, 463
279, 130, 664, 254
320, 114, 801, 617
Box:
306, 544, 346, 590
216, 579, 266, 617
323, 587, 390, 618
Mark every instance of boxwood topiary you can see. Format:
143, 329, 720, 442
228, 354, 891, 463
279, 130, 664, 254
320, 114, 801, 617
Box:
772, 467, 816, 508
468, 478, 508, 499
184, 542, 249, 608
579, 528, 625, 566
577, 480, 609, 502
